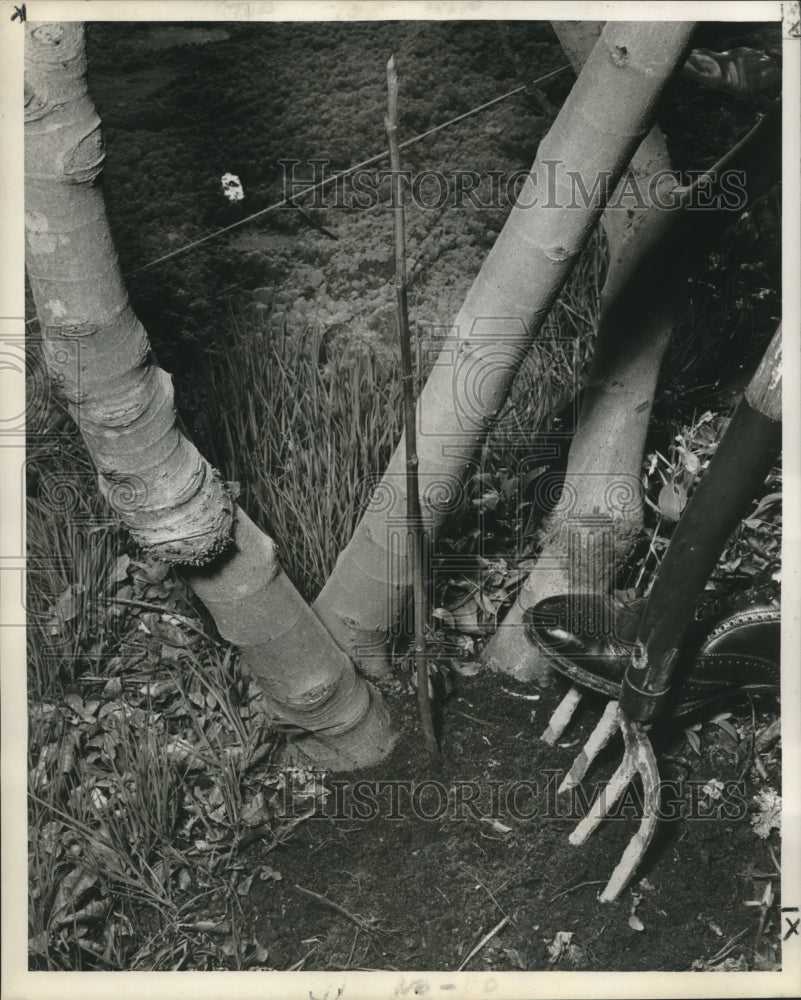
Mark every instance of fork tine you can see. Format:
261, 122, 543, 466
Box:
541, 684, 583, 745
558, 699, 619, 792
536, 656, 664, 900
569, 755, 636, 845
599, 716, 660, 902
562, 705, 660, 902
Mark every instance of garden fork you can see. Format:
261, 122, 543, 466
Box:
529, 325, 782, 901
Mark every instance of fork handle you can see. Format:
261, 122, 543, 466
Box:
621, 326, 782, 722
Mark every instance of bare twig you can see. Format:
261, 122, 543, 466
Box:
457, 915, 509, 971
549, 879, 607, 903
768, 841, 781, 875
500, 688, 541, 701
294, 884, 378, 934
106, 596, 212, 641
460, 864, 520, 934
385, 55, 438, 763
739, 699, 759, 782
345, 927, 361, 969
752, 880, 774, 957
706, 927, 750, 965
445, 706, 494, 728
287, 946, 317, 971
679, 104, 779, 204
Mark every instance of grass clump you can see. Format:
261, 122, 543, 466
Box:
197, 303, 403, 601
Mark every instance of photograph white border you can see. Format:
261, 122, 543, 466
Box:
2, 3, 799, 998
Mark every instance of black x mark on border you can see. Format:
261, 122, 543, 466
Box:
782, 907, 800, 941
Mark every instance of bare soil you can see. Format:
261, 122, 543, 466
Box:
233, 674, 780, 972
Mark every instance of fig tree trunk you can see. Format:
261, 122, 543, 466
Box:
25, 21, 394, 770
482, 21, 679, 681
483, 22, 781, 682
313, 21, 695, 677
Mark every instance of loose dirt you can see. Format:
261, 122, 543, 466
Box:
234, 673, 780, 972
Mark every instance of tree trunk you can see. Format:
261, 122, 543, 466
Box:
482, 21, 679, 681
183, 510, 393, 769
25, 21, 394, 770
313, 22, 695, 675
483, 23, 781, 682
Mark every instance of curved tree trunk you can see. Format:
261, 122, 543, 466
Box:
482, 21, 782, 682
25, 21, 394, 770
313, 21, 695, 676
482, 21, 680, 681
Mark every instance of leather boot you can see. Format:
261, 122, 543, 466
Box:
524, 593, 779, 719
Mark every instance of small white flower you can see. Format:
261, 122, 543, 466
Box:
701, 778, 725, 801
221, 172, 244, 202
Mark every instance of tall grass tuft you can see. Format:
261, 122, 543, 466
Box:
197, 304, 404, 601
196, 236, 604, 600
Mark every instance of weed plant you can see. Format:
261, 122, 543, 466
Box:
26, 394, 303, 969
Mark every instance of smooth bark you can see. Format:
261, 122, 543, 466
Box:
483, 21, 679, 680
313, 22, 696, 673
25, 22, 394, 770
484, 25, 781, 681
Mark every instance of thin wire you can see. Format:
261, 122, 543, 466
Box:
23, 62, 570, 329
126, 63, 571, 276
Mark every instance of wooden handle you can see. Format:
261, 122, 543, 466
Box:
621, 326, 782, 722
